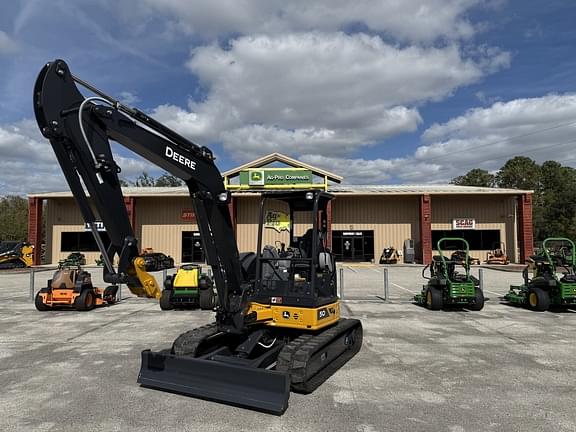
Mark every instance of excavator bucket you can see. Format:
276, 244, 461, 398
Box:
137, 350, 291, 415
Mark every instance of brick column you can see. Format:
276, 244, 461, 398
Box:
518, 193, 534, 263
420, 194, 432, 265
124, 197, 136, 228
27, 197, 43, 265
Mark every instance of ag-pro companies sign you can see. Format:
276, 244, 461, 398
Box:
240, 169, 313, 187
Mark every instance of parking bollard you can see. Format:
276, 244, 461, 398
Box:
339, 267, 344, 300
383, 267, 389, 302
29, 268, 35, 301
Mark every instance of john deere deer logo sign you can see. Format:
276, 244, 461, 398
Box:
265, 210, 290, 232
248, 170, 265, 186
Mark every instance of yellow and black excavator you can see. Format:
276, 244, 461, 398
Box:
0, 241, 34, 269
33, 59, 362, 415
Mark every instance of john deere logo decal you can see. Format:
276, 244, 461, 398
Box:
249, 169, 265, 186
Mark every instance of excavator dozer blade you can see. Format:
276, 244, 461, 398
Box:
137, 349, 290, 415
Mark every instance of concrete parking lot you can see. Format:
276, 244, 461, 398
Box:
1, 265, 576, 432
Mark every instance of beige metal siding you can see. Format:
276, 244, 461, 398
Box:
431, 195, 517, 262
46, 198, 103, 264
136, 197, 198, 262
332, 196, 420, 262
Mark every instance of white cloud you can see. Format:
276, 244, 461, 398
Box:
118, 91, 140, 105
0, 120, 161, 195
140, 0, 483, 43
0, 31, 18, 54
153, 32, 507, 160
297, 94, 576, 185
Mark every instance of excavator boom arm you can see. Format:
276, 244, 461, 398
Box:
34, 60, 247, 329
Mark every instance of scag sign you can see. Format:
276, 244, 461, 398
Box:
452, 218, 476, 230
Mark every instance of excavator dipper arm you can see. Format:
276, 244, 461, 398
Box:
34, 59, 248, 326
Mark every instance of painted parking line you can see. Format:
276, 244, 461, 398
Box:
390, 281, 418, 295
483, 289, 505, 297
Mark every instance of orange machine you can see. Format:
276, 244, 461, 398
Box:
35, 266, 117, 311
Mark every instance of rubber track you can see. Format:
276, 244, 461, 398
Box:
277, 318, 362, 394
172, 322, 219, 356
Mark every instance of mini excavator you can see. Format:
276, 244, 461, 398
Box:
33, 60, 362, 414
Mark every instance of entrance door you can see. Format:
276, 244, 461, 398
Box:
333, 231, 374, 262
182, 231, 205, 263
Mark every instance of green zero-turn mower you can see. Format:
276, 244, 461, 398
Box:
160, 264, 217, 310
415, 237, 484, 311
504, 237, 576, 311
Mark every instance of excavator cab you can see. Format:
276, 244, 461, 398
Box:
251, 191, 337, 310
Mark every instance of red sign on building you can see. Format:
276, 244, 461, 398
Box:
181, 209, 196, 221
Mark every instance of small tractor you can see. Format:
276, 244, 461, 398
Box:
485, 242, 509, 265
141, 248, 175, 269
415, 237, 484, 311
160, 264, 216, 310
35, 263, 118, 311
0, 241, 34, 269
450, 249, 480, 265
504, 237, 576, 311
379, 246, 400, 264
58, 252, 86, 267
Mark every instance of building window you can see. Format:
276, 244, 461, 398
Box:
60, 232, 111, 252
431, 230, 501, 250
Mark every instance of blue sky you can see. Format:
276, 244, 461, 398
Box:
1, 0, 575, 193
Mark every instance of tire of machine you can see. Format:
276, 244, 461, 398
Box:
75, 289, 95, 311
467, 287, 485, 311
159, 290, 174, 310
527, 287, 550, 311
103, 285, 118, 305
34, 290, 49, 311
199, 287, 214, 310
425, 286, 443, 310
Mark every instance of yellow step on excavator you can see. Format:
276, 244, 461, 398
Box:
33, 59, 363, 415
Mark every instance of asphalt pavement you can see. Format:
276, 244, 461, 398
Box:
1, 265, 575, 432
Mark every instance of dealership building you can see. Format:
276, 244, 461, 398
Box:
27, 153, 534, 266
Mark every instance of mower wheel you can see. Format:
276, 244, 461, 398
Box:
103, 285, 118, 305
164, 275, 173, 291
75, 289, 96, 311
199, 288, 215, 310
425, 287, 443, 310
468, 287, 485, 311
35, 291, 49, 311
159, 290, 174, 310
527, 287, 550, 312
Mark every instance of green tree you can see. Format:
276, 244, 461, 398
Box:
451, 168, 495, 187
133, 172, 156, 187
0, 196, 28, 241
495, 156, 540, 190
155, 173, 183, 187
535, 161, 576, 240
